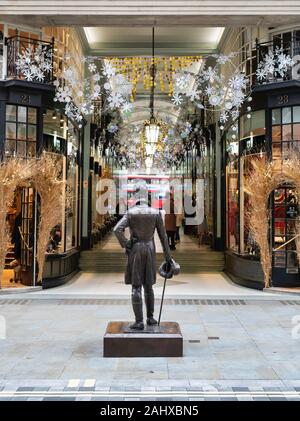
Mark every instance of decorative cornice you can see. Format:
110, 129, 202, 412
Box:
1, 2, 300, 26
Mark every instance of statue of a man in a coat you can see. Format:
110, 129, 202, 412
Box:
114, 183, 174, 330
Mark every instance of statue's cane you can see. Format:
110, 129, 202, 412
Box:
158, 274, 167, 326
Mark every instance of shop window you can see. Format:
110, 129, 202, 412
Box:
65, 122, 79, 251
273, 187, 299, 272
240, 154, 266, 256
240, 110, 265, 139
227, 164, 239, 252
43, 109, 67, 140
271, 106, 300, 156
0, 24, 3, 79
4, 105, 37, 158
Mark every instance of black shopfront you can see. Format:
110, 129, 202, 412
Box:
224, 80, 300, 289
0, 78, 82, 289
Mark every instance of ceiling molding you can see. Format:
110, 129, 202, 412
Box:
87, 45, 218, 57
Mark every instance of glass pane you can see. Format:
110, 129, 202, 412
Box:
28, 108, 37, 124
27, 141, 36, 157
272, 109, 281, 125
282, 124, 292, 141
282, 107, 292, 124
293, 106, 300, 123
287, 251, 298, 268
274, 223, 285, 244
27, 125, 36, 141
5, 122, 16, 139
4, 139, 16, 156
251, 110, 266, 136
16, 141, 26, 157
18, 106, 27, 123
274, 251, 286, 268
6, 104, 16, 121
274, 220, 285, 236
272, 125, 281, 141
287, 219, 297, 235
272, 143, 281, 159
17, 123, 26, 140
282, 142, 295, 156
293, 123, 300, 140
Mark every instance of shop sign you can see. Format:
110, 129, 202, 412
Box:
286, 204, 298, 218
269, 91, 300, 108
8, 91, 41, 107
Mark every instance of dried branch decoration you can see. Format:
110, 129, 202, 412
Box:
32, 153, 65, 283
244, 158, 285, 288
0, 154, 65, 288
280, 155, 300, 265
0, 158, 34, 288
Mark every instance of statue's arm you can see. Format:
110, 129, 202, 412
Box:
156, 212, 172, 262
113, 213, 130, 248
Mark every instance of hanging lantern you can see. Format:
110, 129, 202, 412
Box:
144, 117, 160, 144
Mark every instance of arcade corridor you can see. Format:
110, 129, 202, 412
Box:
33, 232, 272, 298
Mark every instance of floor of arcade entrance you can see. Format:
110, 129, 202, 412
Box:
1, 234, 300, 399
37, 232, 274, 298
1, 293, 300, 400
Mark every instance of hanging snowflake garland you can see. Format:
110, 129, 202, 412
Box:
256, 47, 294, 82
54, 56, 133, 125
15, 44, 53, 83
171, 53, 249, 127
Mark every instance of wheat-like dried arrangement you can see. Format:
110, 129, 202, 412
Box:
0, 158, 34, 288
244, 158, 285, 288
32, 153, 65, 283
282, 155, 300, 264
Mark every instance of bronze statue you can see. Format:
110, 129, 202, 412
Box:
114, 184, 178, 330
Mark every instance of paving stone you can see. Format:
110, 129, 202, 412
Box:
1, 293, 300, 394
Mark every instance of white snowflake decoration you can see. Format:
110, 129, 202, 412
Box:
256, 47, 294, 82
172, 92, 183, 106
171, 53, 249, 127
15, 44, 52, 83
108, 92, 125, 109
54, 56, 133, 124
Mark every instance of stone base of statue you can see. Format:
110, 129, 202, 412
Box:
103, 321, 183, 357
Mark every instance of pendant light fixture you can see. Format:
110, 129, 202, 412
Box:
144, 27, 160, 148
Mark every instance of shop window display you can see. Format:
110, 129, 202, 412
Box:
273, 187, 299, 272
5, 105, 37, 158
42, 110, 80, 253
272, 105, 300, 158
65, 122, 79, 251
240, 110, 265, 139
0, 24, 4, 78
226, 131, 239, 252
227, 111, 266, 255
240, 153, 266, 256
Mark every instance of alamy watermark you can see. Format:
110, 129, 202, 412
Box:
95, 178, 205, 225
0, 315, 6, 340
291, 315, 300, 339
